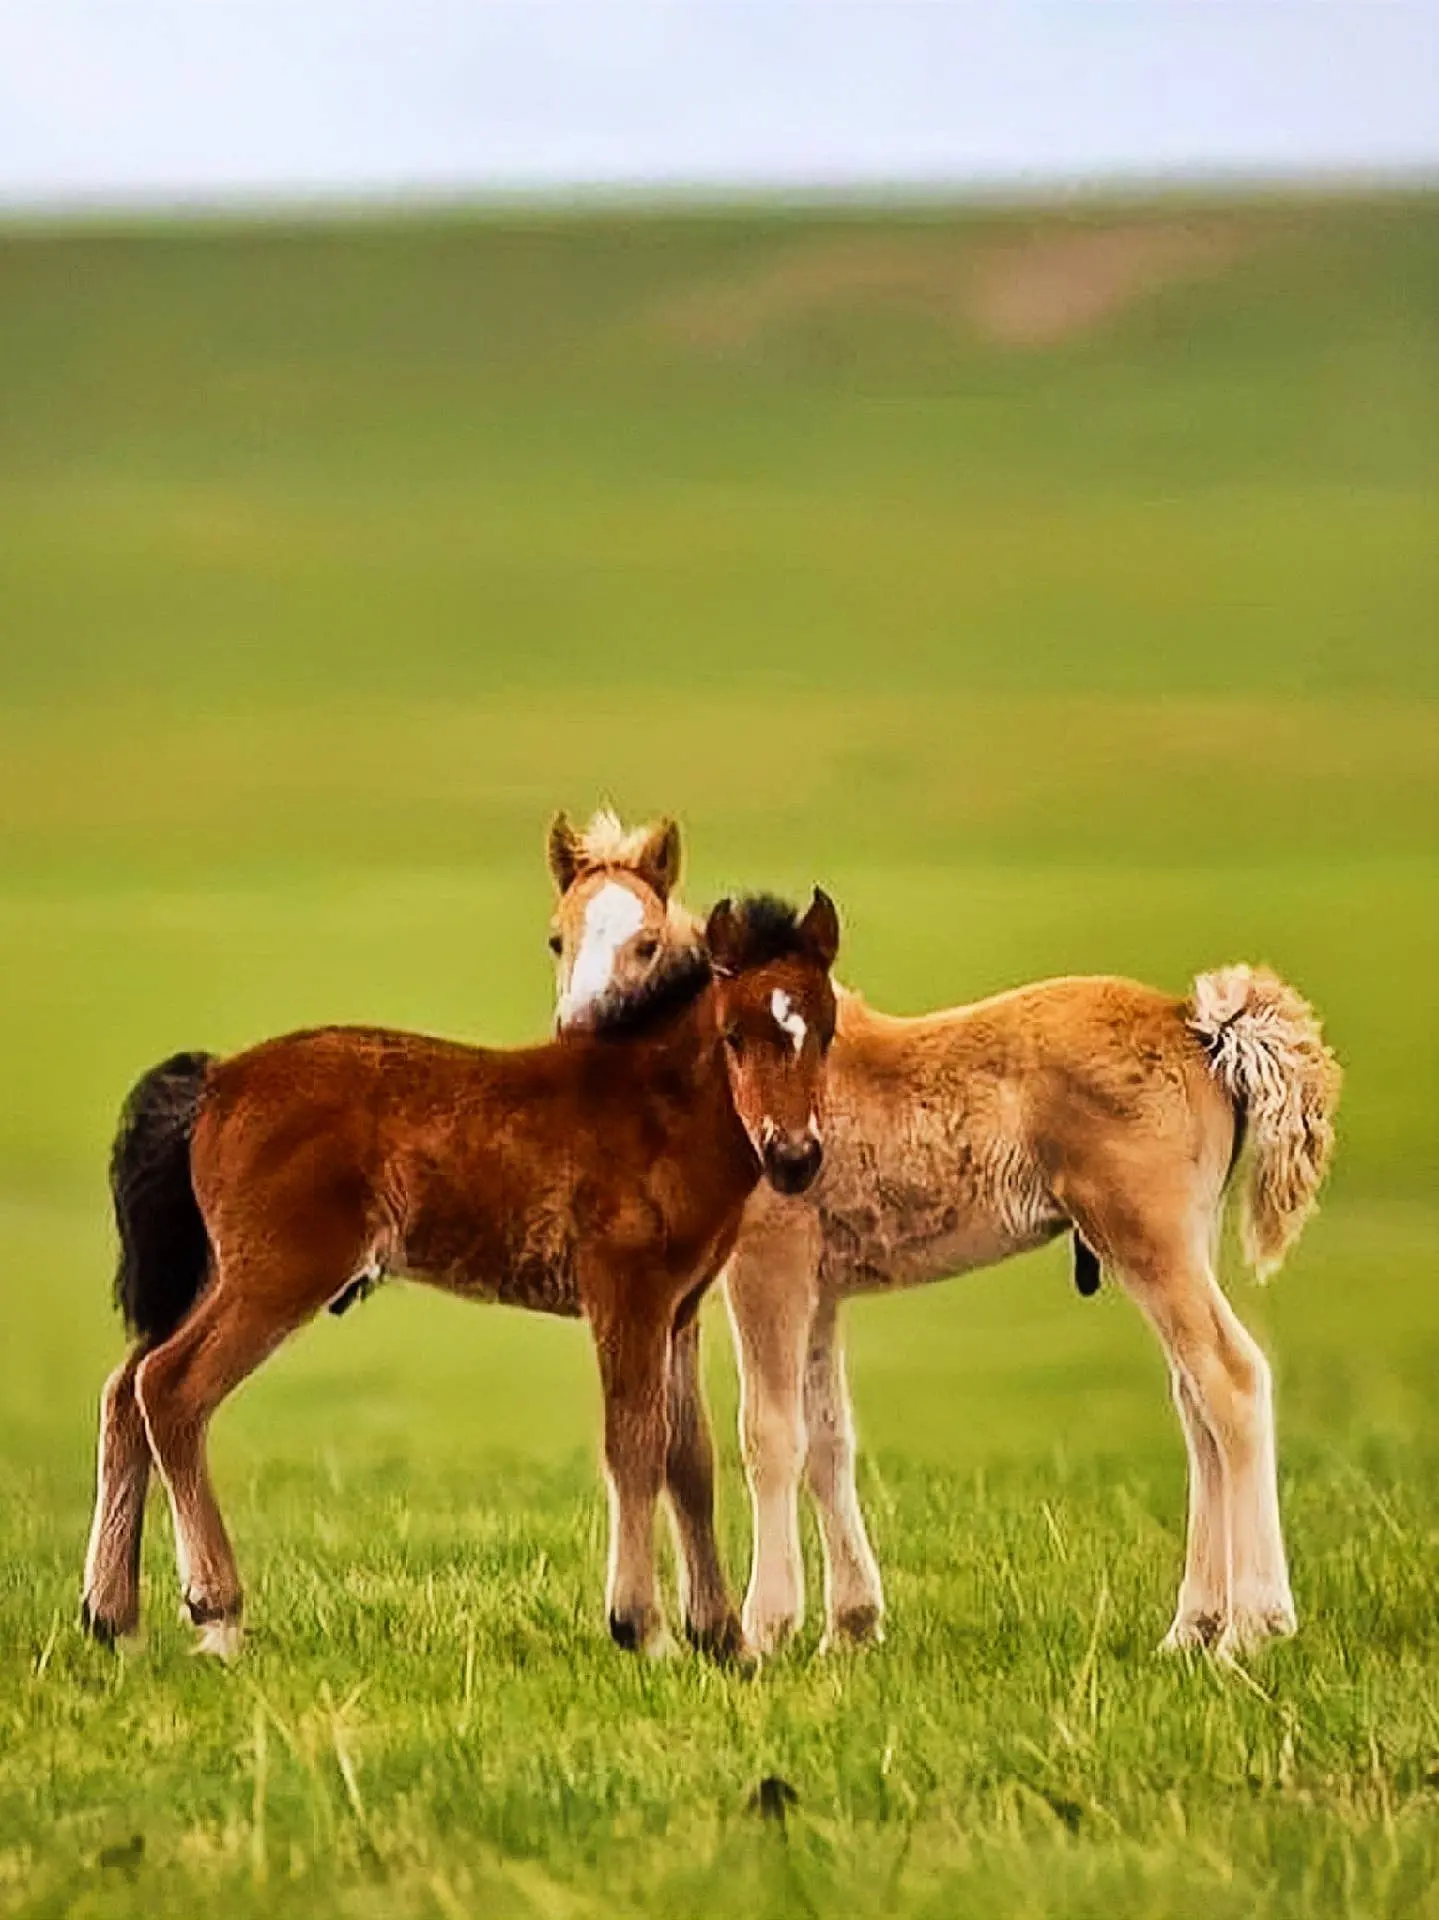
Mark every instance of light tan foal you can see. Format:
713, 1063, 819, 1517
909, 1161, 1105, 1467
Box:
547, 811, 1340, 1660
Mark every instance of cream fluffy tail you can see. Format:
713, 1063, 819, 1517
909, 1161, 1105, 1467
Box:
1189, 964, 1342, 1280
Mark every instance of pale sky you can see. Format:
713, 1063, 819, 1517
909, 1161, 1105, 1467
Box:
1, 1, 1436, 209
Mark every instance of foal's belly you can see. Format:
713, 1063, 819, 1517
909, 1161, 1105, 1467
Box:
398, 1220, 583, 1318
402, 1257, 583, 1318
479, 1255, 583, 1317
814, 1136, 1064, 1298
819, 1201, 1052, 1296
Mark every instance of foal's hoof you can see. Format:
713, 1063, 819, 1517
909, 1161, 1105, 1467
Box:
741, 1608, 800, 1660
192, 1616, 244, 1662
1219, 1605, 1298, 1659
184, 1595, 244, 1662
608, 1609, 672, 1658
820, 1604, 885, 1654
80, 1596, 127, 1649
1160, 1610, 1223, 1654
685, 1610, 753, 1667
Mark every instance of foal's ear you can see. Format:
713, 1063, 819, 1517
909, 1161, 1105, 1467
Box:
547, 812, 582, 895
635, 817, 682, 901
704, 897, 740, 975
799, 888, 841, 971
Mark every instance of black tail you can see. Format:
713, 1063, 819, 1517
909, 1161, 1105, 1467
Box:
110, 1051, 215, 1346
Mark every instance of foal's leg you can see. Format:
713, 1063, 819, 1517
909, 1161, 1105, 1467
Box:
804, 1296, 886, 1649
725, 1226, 817, 1655
81, 1345, 153, 1643
592, 1305, 673, 1655
136, 1269, 333, 1657
1124, 1252, 1295, 1655
1201, 1282, 1294, 1651
1061, 1091, 1296, 1656
1163, 1366, 1227, 1650
664, 1316, 744, 1659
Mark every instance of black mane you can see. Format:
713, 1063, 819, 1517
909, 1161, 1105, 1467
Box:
710, 894, 809, 974
579, 940, 713, 1040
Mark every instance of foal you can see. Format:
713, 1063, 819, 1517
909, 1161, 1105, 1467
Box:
547, 810, 1341, 1659
82, 890, 840, 1659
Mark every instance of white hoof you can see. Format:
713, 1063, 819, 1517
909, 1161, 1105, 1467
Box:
819, 1603, 885, 1655
742, 1611, 800, 1660
192, 1616, 244, 1661
1219, 1604, 1298, 1659
1160, 1610, 1223, 1654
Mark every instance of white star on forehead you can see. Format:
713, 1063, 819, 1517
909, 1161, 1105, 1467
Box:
771, 988, 807, 1055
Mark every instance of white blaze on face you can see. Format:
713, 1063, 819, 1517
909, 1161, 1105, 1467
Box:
771, 988, 807, 1056
559, 881, 646, 1024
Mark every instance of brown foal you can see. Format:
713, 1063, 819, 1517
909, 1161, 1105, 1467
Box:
82, 890, 841, 1660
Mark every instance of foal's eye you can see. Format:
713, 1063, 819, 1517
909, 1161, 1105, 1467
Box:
547, 932, 563, 956
633, 936, 659, 962
723, 1026, 744, 1057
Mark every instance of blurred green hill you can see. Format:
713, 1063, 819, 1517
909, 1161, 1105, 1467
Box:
0, 186, 1434, 1287
2, 192, 1435, 708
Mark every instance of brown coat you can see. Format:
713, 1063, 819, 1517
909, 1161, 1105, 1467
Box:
82, 892, 843, 1661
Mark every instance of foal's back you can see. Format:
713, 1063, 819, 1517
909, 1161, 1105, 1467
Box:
798, 974, 1228, 1292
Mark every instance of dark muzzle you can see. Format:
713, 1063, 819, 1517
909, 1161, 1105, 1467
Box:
763, 1134, 823, 1195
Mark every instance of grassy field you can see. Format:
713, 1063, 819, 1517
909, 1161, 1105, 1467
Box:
0, 190, 1436, 1917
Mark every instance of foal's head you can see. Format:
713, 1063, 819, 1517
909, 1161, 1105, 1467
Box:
548, 812, 839, 1195
547, 809, 694, 1031
704, 890, 840, 1196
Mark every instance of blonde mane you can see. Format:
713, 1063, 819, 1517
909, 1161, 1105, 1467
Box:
571, 808, 703, 939
573, 807, 659, 874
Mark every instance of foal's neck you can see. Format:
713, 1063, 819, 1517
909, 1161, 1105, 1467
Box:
642, 984, 748, 1133
643, 981, 724, 1075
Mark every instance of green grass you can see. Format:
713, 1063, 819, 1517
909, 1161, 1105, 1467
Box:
1, 189, 1436, 1917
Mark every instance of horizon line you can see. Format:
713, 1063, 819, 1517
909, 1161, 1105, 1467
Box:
3, 161, 1437, 234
